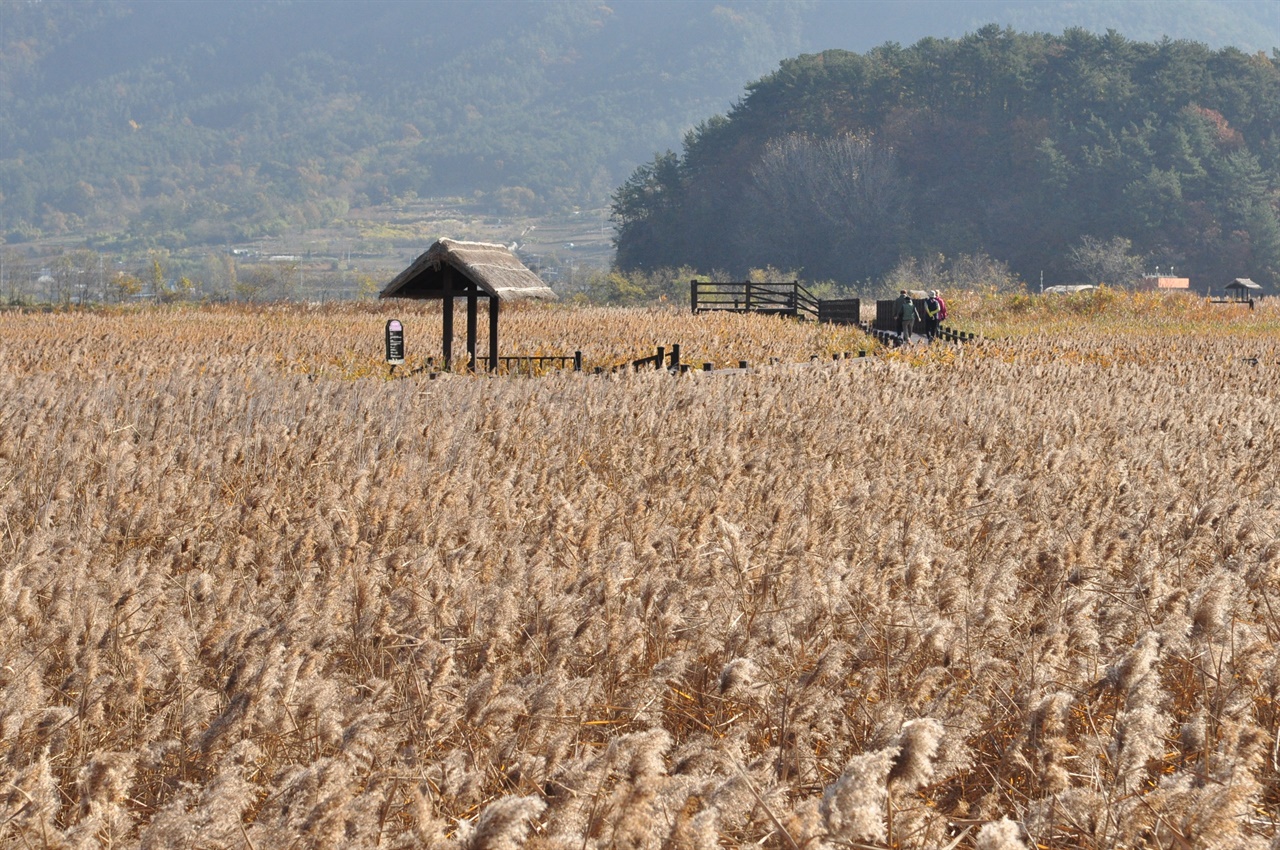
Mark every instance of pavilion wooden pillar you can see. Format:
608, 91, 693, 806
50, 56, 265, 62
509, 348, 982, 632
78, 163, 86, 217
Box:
441, 265, 454, 370
488, 295, 499, 372
466, 283, 478, 372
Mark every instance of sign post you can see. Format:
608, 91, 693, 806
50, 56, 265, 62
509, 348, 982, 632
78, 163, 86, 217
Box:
385, 319, 405, 374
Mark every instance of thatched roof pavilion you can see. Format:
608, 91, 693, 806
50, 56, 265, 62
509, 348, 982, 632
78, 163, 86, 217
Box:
1225, 278, 1262, 302
380, 238, 556, 370
381, 238, 556, 301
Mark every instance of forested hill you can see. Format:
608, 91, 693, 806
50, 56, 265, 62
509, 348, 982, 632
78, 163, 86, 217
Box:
612, 28, 1280, 289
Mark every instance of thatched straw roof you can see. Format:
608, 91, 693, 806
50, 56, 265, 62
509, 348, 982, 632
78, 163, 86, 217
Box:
380, 238, 557, 301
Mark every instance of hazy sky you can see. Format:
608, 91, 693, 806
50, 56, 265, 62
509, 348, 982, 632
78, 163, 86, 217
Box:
796, 0, 1279, 54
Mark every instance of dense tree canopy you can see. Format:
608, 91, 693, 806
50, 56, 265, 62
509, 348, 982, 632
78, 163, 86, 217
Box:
611, 28, 1280, 289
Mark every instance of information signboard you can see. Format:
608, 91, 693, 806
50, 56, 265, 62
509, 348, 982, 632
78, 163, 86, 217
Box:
385, 319, 405, 365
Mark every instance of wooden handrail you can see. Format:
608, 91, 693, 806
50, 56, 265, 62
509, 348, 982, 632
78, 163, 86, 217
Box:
475, 351, 583, 374
691, 281, 820, 320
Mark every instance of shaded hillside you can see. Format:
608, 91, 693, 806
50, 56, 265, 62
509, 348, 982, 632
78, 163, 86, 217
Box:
612, 28, 1280, 289
0, 0, 807, 248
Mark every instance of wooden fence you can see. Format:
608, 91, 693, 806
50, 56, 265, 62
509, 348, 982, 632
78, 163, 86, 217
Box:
873, 298, 934, 332
597, 345, 682, 373
817, 298, 861, 324
691, 281, 820, 321
474, 352, 583, 374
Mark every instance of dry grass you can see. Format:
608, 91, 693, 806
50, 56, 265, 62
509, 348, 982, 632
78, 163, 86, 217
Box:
1, 296, 1279, 849
0, 301, 869, 380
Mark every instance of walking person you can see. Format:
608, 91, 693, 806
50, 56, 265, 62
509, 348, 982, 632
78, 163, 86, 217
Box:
923, 291, 942, 341
895, 289, 919, 345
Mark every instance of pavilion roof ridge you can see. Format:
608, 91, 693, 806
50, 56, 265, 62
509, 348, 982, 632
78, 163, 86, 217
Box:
380, 238, 557, 302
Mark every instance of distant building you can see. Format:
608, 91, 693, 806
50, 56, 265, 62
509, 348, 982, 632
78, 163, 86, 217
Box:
1042, 284, 1096, 295
1137, 275, 1190, 291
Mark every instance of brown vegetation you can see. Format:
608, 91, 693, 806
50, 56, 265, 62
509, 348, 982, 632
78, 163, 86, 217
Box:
2, 298, 1279, 848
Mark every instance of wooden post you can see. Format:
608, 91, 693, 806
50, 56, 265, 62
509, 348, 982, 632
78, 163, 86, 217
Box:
573, 351, 582, 372
690, 280, 699, 314
488, 295, 499, 371
466, 284, 478, 372
745, 282, 753, 313
442, 265, 454, 370
670, 344, 680, 371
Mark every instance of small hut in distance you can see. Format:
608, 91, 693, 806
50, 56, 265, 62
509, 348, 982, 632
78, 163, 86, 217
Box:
380, 238, 556, 370
1224, 278, 1262, 302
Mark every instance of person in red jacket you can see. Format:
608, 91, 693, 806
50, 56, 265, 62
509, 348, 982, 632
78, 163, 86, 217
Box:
931, 289, 949, 339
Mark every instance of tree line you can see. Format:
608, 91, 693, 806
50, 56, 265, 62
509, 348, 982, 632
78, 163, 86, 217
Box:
0, 247, 387, 306
611, 27, 1280, 291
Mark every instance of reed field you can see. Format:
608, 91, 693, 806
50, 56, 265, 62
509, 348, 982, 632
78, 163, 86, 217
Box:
3, 294, 1280, 849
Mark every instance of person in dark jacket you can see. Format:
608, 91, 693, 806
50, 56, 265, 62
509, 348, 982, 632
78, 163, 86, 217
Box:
895, 290, 920, 344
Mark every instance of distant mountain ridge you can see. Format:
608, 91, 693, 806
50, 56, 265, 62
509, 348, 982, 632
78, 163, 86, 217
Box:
0, 0, 808, 247
0, 0, 1275, 253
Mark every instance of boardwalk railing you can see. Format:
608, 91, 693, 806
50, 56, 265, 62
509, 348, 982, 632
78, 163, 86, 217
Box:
1209, 295, 1256, 308
598, 345, 682, 374
475, 352, 583, 375
861, 320, 978, 346
862, 325, 901, 346
937, 325, 978, 343
691, 281, 820, 321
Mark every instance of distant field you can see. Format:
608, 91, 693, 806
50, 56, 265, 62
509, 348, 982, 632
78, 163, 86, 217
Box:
270, 198, 617, 276
8, 198, 621, 307
3, 296, 1280, 849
